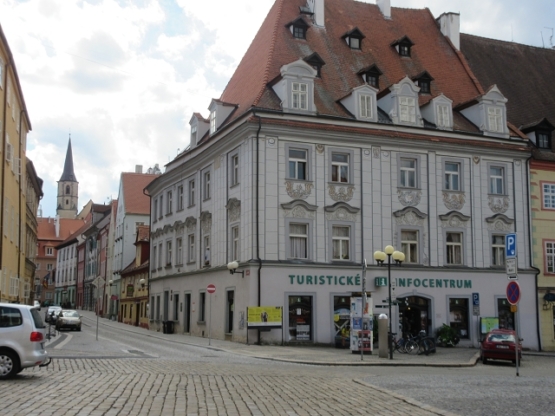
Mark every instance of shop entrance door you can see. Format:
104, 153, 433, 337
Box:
288, 295, 313, 341
183, 293, 191, 333
399, 296, 431, 337
333, 296, 351, 348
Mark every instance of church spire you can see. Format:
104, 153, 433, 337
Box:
59, 136, 78, 182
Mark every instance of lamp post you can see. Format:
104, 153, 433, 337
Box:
374, 245, 405, 360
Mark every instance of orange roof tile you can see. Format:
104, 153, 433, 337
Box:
37, 217, 86, 241
121, 173, 158, 215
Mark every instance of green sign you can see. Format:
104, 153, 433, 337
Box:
375, 277, 387, 287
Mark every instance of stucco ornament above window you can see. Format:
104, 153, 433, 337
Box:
488, 195, 510, 214
393, 206, 427, 226
324, 202, 359, 222
184, 216, 197, 234
485, 214, 514, 232
328, 184, 355, 202
200, 211, 212, 233
281, 200, 318, 219
443, 191, 465, 211
439, 211, 471, 228
226, 198, 241, 223
397, 189, 421, 207
285, 180, 313, 199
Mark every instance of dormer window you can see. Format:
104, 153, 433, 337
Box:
292, 82, 308, 110
272, 59, 317, 114
537, 131, 551, 149
377, 77, 423, 127
342, 28, 365, 50
209, 110, 216, 134
358, 65, 382, 89
414, 71, 433, 95
521, 118, 554, 149
399, 97, 416, 123
458, 85, 508, 138
190, 125, 197, 144
487, 106, 504, 133
286, 17, 309, 40
392, 36, 414, 57
303, 53, 325, 78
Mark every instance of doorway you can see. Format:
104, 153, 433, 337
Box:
227, 290, 234, 334
288, 295, 313, 341
183, 293, 191, 333
135, 302, 140, 326
399, 296, 431, 337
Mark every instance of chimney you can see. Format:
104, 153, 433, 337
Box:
307, 0, 325, 27
135, 165, 143, 174
376, 0, 391, 19
437, 12, 460, 50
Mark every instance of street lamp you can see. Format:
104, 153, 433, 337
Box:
374, 245, 405, 359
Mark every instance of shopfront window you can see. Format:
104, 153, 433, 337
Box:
333, 296, 350, 348
288, 295, 312, 341
498, 298, 515, 330
449, 298, 469, 338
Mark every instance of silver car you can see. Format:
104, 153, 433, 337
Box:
0, 303, 50, 379
55, 310, 82, 331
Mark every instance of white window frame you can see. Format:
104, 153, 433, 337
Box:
543, 183, 555, 210
288, 148, 308, 180
152, 245, 157, 269
158, 195, 164, 219
190, 125, 197, 144
359, 94, 373, 119
492, 234, 505, 266
188, 179, 195, 207
489, 165, 505, 195
210, 110, 216, 134
444, 161, 460, 191
546, 241, 555, 274
176, 237, 183, 265
400, 158, 417, 188
436, 104, 450, 128
487, 106, 504, 133
46, 247, 54, 256
203, 234, 211, 266
401, 230, 419, 264
292, 82, 308, 110
288, 222, 309, 260
399, 96, 416, 123
446, 232, 463, 265
332, 225, 351, 261
188, 234, 195, 263
167, 191, 173, 214
165, 240, 172, 266
230, 154, 239, 186
177, 185, 184, 211
331, 152, 350, 184
158, 243, 163, 269
231, 225, 240, 261
203, 170, 211, 200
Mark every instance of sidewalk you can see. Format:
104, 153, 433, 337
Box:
66, 310, 485, 367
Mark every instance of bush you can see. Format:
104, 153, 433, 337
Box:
436, 324, 460, 347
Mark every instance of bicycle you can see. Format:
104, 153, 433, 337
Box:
405, 330, 435, 355
390, 332, 418, 354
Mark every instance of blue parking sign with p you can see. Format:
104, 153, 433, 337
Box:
506, 233, 516, 258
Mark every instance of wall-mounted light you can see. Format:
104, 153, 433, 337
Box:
139, 278, 145, 289
227, 261, 245, 277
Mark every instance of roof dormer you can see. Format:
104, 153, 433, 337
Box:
391, 36, 414, 57
420, 94, 453, 131
189, 113, 210, 148
521, 118, 554, 150
378, 76, 424, 127
459, 85, 509, 138
272, 59, 317, 114
286, 17, 309, 40
357, 65, 382, 89
207, 99, 237, 136
303, 53, 325, 78
413, 71, 434, 94
339, 84, 379, 123
342, 28, 365, 50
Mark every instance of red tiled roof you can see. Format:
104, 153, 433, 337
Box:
136, 225, 150, 242
121, 173, 158, 215
220, 0, 483, 125
37, 217, 86, 241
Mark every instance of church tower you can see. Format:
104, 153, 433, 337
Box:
57, 137, 79, 218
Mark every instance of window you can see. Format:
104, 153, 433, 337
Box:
400, 158, 416, 188
537, 132, 551, 149
288, 148, 307, 180
445, 162, 460, 191
489, 166, 504, 195
231, 226, 239, 261
348, 37, 361, 50
401, 230, 418, 263
47, 264, 53, 271
210, 110, 216, 134
419, 80, 430, 94
176, 238, 183, 265
0, 306, 23, 327
331, 153, 349, 183
546, 242, 555, 273
203, 171, 211, 200
167, 191, 173, 214
332, 226, 350, 260
158, 243, 163, 268
436, 105, 450, 128
188, 234, 195, 263
289, 223, 308, 259
292, 82, 308, 110
543, 183, 555, 209
203, 235, 211, 266
46, 247, 53, 256
166, 241, 172, 266
199, 292, 206, 322
65, 185, 70, 195
152, 246, 157, 269
190, 125, 197, 144
492, 235, 505, 266
449, 298, 469, 339
153, 198, 158, 220
399, 97, 416, 123
293, 25, 306, 39
359, 94, 373, 119
487, 106, 504, 133
188, 180, 195, 206
158, 195, 164, 219
177, 185, 184, 211
446, 232, 463, 265
231, 154, 239, 186
399, 44, 410, 56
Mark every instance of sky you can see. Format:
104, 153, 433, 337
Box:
0, 0, 553, 218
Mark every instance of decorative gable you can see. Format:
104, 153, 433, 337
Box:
339, 84, 378, 123
378, 77, 424, 127
420, 94, 453, 131
272, 59, 317, 115
459, 85, 509, 138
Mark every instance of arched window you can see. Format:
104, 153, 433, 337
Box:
65, 185, 70, 194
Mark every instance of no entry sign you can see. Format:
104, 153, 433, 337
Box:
506, 281, 521, 305
207, 284, 216, 294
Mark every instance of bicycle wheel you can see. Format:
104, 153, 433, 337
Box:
405, 340, 418, 354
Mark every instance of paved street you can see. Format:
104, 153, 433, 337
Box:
1, 311, 554, 416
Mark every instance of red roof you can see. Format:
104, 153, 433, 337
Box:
121, 173, 158, 215
37, 217, 86, 241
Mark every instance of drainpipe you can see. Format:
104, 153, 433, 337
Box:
254, 111, 262, 345
0, 59, 10, 276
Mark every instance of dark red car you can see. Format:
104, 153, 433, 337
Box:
480, 329, 522, 365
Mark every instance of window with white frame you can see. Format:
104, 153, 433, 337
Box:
399, 96, 416, 123
401, 230, 418, 263
188, 179, 195, 207
167, 191, 173, 214
231, 154, 239, 186
166, 241, 172, 266
46, 247, 53, 256
359, 94, 373, 119
331, 153, 349, 183
177, 185, 184, 210
158, 243, 163, 268
487, 106, 504, 133
152, 245, 157, 269
332, 226, 350, 260
543, 183, 555, 209
231, 226, 240, 261
203, 171, 211, 200
446, 232, 463, 265
400, 158, 416, 188
159, 195, 164, 218
546, 241, 555, 274
153, 198, 158, 220
47, 264, 53, 271
203, 235, 211, 266
190, 125, 197, 144
445, 162, 460, 191
210, 110, 216, 134
288, 148, 307, 180
9, 276, 19, 297
492, 235, 505, 266
489, 166, 504, 195
292, 82, 308, 110
188, 234, 195, 263
176, 237, 183, 265
289, 223, 308, 259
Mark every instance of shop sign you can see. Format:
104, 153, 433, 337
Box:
247, 306, 282, 328
288, 275, 361, 286
296, 325, 310, 340
375, 277, 387, 287
396, 278, 472, 289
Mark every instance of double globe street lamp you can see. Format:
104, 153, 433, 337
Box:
374, 245, 405, 359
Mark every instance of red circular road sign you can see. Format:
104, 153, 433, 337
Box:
207, 284, 216, 294
506, 281, 521, 305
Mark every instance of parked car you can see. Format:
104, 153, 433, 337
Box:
55, 310, 82, 331
0, 303, 50, 379
33, 301, 41, 310
480, 328, 522, 365
45, 306, 62, 324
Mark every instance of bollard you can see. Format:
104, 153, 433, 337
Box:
378, 313, 389, 358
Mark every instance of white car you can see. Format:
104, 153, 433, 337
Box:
0, 303, 50, 379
